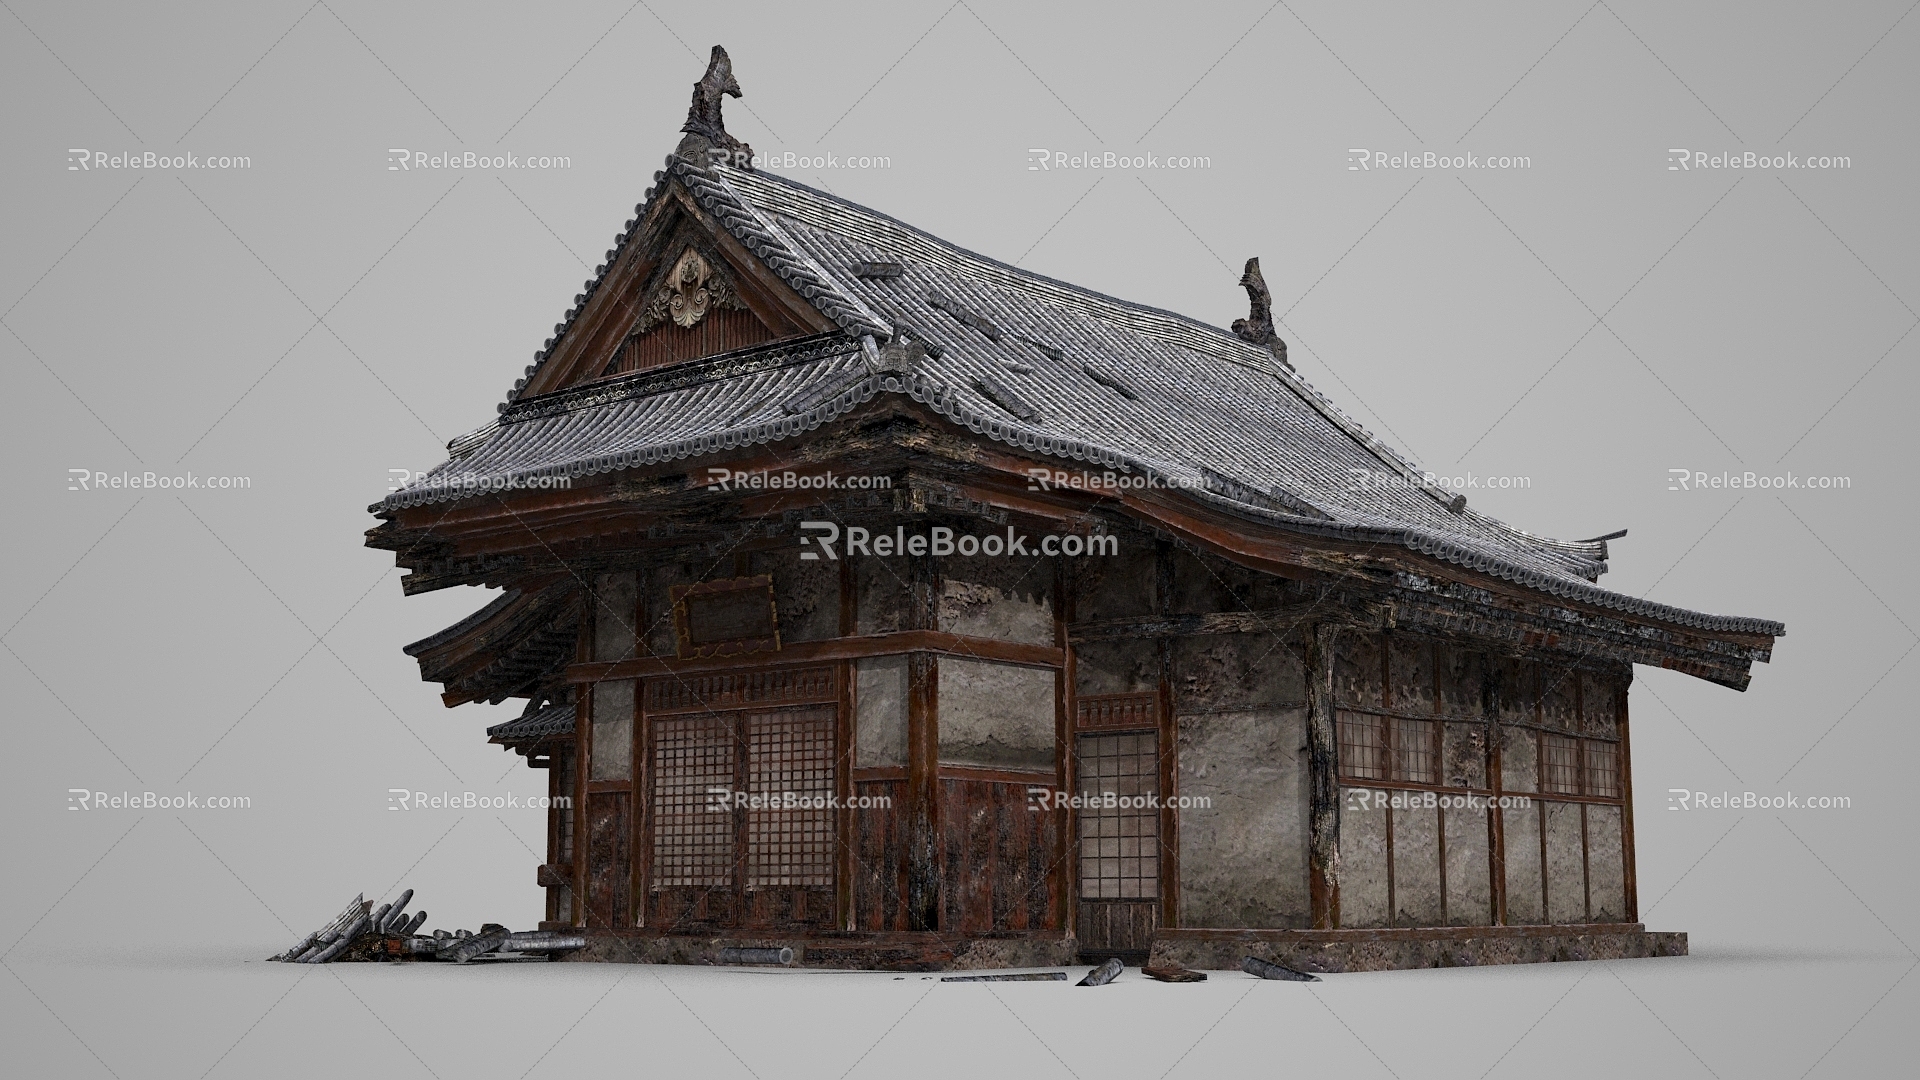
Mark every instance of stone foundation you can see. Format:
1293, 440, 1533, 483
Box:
1150, 924, 1686, 973
545, 924, 1681, 972
552, 929, 1078, 971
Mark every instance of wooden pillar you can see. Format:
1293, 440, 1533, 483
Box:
904, 550, 941, 931
571, 605, 592, 927
1153, 541, 1180, 930
1304, 622, 1342, 929
835, 558, 857, 931
1618, 668, 1639, 922
1487, 655, 1508, 925
1054, 559, 1075, 936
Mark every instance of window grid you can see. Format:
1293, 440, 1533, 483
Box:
1077, 731, 1160, 900
1583, 739, 1620, 799
650, 715, 735, 887
1393, 717, 1437, 784
1338, 714, 1387, 780
1542, 733, 1582, 795
745, 708, 835, 887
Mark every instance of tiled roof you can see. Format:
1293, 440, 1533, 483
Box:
486, 702, 575, 746
386, 156, 1783, 640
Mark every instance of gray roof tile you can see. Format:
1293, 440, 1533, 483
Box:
385, 161, 1782, 640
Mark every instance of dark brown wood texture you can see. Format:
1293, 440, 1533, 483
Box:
585, 792, 631, 927
1078, 900, 1158, 954
940, 778, 1060, 933
852, 779, 908, 931
607, 308, 776, 375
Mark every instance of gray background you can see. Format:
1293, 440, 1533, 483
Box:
2, 1, 1913, 1076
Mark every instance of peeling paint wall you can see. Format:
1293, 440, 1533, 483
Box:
592, 571, 637, 661
753, 552, 837, 643
1174, 633, 1305, 712
855, 655, 908, 769
1504, 804, 1544, 923
939, 553, 1053, 644
590, 679, 634, 782
1071, 547, 1155, 623
855, 557, 906, 636
937, 658, 1055, 771
1073, 639, 1159, 696
1444, 807, 1493, 925
1545, 802, 1587, 923
1179, 706, 1310, 928
1174, 626, 1310, 929
1393, 806, 1443, 926
1587, 804, 1627, 921
1339, 796, 1390, 927
1501, 724, 1538, 793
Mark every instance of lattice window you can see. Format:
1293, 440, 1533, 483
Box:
1393, 717, 1437, 784
1077, 731, 1160, 900
1338, 713, 1387, 780
1542, 733, 1582, 795
1584, 740, 1620, 799
745, 708, 835, 887
650, 715, 735, 887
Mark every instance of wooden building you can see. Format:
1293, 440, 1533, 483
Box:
368, 51, 1782, 971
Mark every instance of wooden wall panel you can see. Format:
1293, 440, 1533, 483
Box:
852, 780, 907, 931
585, 792, 631, 928
1078, 901, 1158, 953
605, 308, 777, 375
939, 779, 1059, 934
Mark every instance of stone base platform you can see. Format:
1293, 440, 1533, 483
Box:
542, 924, 1682, 973
547, 927, 1078, 971
1149, 924, 1686, 973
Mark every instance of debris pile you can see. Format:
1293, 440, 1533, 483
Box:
267, 889, 585, 964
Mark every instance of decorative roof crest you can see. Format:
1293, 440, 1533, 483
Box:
1231, 257, 1290, 369
676, 45, 754, 170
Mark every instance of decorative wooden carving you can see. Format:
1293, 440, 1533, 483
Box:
644, 665, 836, 714
634, 244, 744, 336
1076, 692, 1158, 731
1232, 256, 1291, 369
677, 45, 754, 168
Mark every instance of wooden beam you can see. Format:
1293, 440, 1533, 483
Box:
1068, 600, 1386, 643
563, 630, 1063, 683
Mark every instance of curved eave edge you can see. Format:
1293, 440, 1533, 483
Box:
379, 377, 1783, 643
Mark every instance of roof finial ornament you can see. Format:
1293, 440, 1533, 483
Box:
677, 45, 755, 171
1231, 257, 1290, 369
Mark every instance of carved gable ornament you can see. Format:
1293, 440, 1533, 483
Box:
668, 247, 712, 328
636, 244, 743, 333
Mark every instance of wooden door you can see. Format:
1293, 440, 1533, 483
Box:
644, 685, 838, 933
1075, 727, 1161, 957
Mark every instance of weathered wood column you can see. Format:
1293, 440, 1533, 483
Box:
1304, 622, 1342, 929
1617, 668, 1638, 922
904, 550, 941, 931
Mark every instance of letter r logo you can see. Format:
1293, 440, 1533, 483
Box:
798, 521, 840, 561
